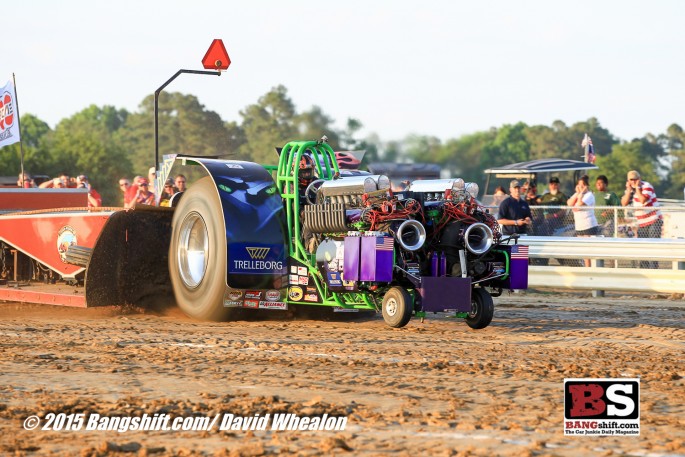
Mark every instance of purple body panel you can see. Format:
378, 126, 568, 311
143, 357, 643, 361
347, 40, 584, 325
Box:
508, 258, 529, 289
418, 276, 472, 312
359, 236, 394, 282
343, 236, 361, 281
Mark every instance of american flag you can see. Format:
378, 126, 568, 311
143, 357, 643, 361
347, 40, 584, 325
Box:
511, 245, 529, 260
581, 133, 596, 164
376, 236, 394, 251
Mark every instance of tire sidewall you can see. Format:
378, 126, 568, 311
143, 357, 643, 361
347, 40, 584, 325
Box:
169, 177, 229, 320
466, 288, 494, 329
382, 286, 412, 328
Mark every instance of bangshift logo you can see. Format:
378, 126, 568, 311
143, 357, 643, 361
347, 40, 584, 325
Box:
246, 247, 270, 260
564, 378, 640, 436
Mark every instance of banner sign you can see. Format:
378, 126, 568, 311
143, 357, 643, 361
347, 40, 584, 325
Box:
0, 80, 20, 149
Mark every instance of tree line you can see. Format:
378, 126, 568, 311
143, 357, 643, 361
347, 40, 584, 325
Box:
1, 84, 683, 204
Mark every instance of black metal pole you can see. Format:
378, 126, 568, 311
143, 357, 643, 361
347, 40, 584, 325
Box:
154, 69, 221, 171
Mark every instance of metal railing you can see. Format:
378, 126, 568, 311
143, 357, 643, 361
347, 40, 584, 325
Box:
520, 236, 685, 294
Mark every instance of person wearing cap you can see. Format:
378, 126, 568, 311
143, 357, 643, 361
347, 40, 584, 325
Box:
77, 175, 102, 207
126, 177, 155, 208
621, 170, 662, 243
497, 179, 532, 236
537, 176, 569, 235
159, 178, 177, 207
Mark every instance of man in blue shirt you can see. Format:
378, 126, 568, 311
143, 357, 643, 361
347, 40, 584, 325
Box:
497, 180, 532, 235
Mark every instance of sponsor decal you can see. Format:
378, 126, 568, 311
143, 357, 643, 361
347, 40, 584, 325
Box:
229, 244, 286, 275
290, 266, 298, 274
225, 163, 244, 169
288, 286, 303, 302
227, 290, 243, 301
303, 293, 319, 302
259, 301, 287, 310
297, 276, 309, 285
333, 307, 360, 313
265, 290, 281, 302
223, 300, 243, 308
56, 226, 78, 263
245, 290, 262, 299
289, 274, 299, 284
243, 299, 259, 308
297, 267, 307, 276
327, 272, 342, 286
564, 378, 640, 436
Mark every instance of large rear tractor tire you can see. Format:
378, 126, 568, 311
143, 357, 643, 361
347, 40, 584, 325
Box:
169, 177, 232, 321
465, 288, 494, 329
381, 286, 413, 328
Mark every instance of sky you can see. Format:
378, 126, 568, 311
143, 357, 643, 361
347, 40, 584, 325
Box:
6, 1, 685, 145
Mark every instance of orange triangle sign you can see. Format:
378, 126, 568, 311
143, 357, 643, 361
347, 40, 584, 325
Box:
202, 39, 231, 70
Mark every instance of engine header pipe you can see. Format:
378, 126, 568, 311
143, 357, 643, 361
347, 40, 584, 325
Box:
154, 69, 221, 177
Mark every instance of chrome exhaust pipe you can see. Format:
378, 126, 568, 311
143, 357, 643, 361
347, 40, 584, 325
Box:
464, 222, 494, 255
395, 219, 427, 252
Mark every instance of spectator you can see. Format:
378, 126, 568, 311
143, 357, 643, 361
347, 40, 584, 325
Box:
126, 178, 155, 207
525, 181, 539, 206
567, 175, 599, 267
174, 174, 187, 193
493, 186, 506, 196
621, 170, 662, 268
17, 173, 34, 188
77, 175, 102, 208
119, 178, 131, 206
593, 175, 620, 236
159, 178, 176, 207
621, 170, 662, 238
148, 167, 157, 194
538, 176, 568, 235
497, 179, 532, 236
124, 176, 145, 207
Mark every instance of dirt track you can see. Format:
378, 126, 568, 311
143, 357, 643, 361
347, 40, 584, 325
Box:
1, 292, 684, 456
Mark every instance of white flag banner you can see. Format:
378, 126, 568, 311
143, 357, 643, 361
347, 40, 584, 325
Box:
0, 79, 20, 149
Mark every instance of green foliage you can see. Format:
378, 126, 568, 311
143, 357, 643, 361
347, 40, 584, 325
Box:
0, 114, 52, 176
593, 139, 662, 195
4, 85, 684, 203
237, 85, 298, 165
119, 92, 235, 174
46, 105, 132, 204
660, 124, 685, 198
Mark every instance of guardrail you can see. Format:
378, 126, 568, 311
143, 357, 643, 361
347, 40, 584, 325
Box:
520, 236, 685, 294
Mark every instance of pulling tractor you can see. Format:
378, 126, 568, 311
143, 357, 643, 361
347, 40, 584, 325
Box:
0, 42, 527, 328
0, 140, 528, 328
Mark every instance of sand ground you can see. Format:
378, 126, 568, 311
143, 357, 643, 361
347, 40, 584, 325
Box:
1, 291, 684, 456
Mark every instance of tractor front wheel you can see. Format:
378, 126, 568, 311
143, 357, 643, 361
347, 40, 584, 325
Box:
381, 287, 413, 328
465, 288, 494, 329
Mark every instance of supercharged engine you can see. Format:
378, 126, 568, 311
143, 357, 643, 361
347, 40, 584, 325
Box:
303, 175, 508, 291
